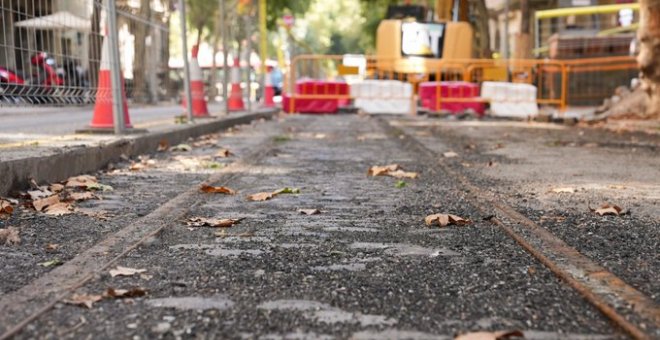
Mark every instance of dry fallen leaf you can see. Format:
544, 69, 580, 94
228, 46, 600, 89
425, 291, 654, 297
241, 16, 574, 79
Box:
0, 227, 20, 245
1, 199, 14, 219
368, 164, 400, 177
157, 139, 169, 152
27, 189, 54, 200
299, 209, 321, 215
110, 266, 147, 277
368, 164, 418, 179
274, 187, 300, 194
44, 202, 74, 216
443, 151, 459, 158
66, 175, 98, 188
455, 330, 524, 340
170, 144, 192, 152
64, 293, 104, 309
49, 183, 65, 193
33, 194, 61, 212
186, 217, 243, 228
200, 184, 236, 195
69, 192, 97, 201
104, 287, 147, 298
216, 149, 233, 158
425, 213, 471, 227
247, 192, 275, 201
387, 170, 419, 179
591, 204, 625, 216
45, 243, 59, 251
129, 162, 146, 171
550, 187, 576, 194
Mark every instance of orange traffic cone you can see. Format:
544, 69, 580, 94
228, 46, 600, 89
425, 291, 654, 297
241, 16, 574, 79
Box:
182, 45, 210, 117
227, 57, 245, 111
86, 35, 132, 130
263, 66, 275, 107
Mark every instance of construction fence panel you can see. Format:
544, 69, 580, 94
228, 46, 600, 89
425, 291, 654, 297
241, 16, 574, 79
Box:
0, 0, 173, 107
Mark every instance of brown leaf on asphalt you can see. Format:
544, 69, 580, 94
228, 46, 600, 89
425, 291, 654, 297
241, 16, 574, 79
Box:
65, 175, 98, 188
104, 287, 147, 299
109, 266, 147, 277
200, 184, 236, 195
44, 202, 74, 216
387, 170, 419, 179
299, 209, 321, 215
186, 217, 243, 228
443, 151, 459, 158
1, 199, 14, 219
368, 164, 418, 179
590, 204, 625, 216
45, 243, 59, 251
129, 162, 146, 171
27, 189, 54, 200
550, 187, 576, 194
247, 192, 275, 201
63, 293, 104, 309
157, 139, 169, 152
455, 330, 524, 340
425, 213, 471, 227
216, 149, 233, 158
33, 194, 61, 212
69, 192, 97, 201
368, 164, 400, 176
0, 227, 20, 245
49, 183, 65, 193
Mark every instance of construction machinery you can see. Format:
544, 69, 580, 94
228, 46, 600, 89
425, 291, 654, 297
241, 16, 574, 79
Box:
375, 1, 475, 75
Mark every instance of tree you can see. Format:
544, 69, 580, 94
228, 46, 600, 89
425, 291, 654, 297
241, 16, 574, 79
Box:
187, 0, 219, 47
637, 0, 660, 116
132, 0, 152, 103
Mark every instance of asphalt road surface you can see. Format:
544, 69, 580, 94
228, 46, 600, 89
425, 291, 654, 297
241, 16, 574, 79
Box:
0, 114, 657, 339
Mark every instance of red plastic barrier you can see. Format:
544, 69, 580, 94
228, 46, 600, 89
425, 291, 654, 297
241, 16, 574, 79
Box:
284, 80, 349, 113
419, 81, 485, 115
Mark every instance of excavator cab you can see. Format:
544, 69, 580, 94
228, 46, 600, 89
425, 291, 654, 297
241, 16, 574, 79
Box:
375, 1, 474, 74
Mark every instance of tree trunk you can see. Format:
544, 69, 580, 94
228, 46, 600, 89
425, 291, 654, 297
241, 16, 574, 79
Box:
514, 0, 531, 59
473, 0, 492, 58
638, 0, 660, 116
132, 0, 152, 103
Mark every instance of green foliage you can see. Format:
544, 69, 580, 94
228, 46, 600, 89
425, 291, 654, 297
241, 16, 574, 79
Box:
186, 0, 219, 43
267, 0, 312, 30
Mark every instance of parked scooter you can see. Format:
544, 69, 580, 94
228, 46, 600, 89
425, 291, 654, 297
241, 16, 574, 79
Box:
0, 52, 65, 104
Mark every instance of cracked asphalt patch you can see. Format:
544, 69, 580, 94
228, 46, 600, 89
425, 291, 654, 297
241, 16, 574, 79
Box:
3, 115, 635, 339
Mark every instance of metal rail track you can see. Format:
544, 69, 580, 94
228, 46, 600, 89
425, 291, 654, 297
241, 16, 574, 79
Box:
379, 117, 659, 340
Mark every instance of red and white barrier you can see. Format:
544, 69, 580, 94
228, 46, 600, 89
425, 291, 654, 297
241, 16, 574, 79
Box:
418, 81, 485, 115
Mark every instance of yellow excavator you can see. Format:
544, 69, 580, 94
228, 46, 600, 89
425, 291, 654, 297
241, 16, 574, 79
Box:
375, 0, 475, 74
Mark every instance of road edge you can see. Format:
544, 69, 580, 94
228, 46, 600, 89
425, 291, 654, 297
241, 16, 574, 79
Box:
0, 109, 279, 196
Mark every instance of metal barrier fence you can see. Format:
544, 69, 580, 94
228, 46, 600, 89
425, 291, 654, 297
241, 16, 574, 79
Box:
0, 0, 172, 106
287, 54, 639, 112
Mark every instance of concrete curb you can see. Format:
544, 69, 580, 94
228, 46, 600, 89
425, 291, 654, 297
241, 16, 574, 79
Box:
0, 108, 279, 196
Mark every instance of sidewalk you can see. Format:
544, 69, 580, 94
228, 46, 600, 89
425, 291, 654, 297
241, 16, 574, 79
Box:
0, 105, 279, 196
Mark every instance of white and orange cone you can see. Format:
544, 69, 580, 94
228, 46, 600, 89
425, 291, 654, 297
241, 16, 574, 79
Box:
227, 57, 245, 111
88, 35, 132, 129
182, 45, 210, 117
